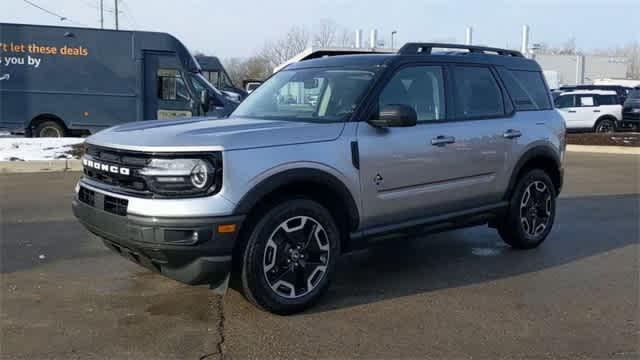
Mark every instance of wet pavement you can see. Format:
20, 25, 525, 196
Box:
1, 152, 638, 359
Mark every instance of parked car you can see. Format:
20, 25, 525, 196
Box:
0, 23, 238, 137
554, 90, 621, 132
621, 88, 640, 131
558, 85, 633, 105
73, 43, 565, 314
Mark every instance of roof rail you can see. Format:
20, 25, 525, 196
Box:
398, 43, 524, 57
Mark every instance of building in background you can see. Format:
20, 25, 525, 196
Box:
536, 54, 628, 88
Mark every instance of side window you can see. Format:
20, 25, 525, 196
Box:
157, 69, 191, 101
452, 66, 504, 119
378, 66, 446, 122
578, 96, 595, 107
555, 95, 574, 108
499, 69, 552, 111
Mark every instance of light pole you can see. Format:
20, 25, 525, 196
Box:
391, 30, 397, 50
100, 0, 104, 29
114, 0, 119, 30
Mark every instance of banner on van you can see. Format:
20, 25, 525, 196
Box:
0, 42, 89, 69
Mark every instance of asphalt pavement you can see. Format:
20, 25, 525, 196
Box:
1, 152, 638, 359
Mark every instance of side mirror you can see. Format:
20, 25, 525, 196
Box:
369, 104, 417, 128
200, 89, 210, 113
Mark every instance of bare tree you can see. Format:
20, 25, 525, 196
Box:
223, 55, 273, 86
337, 28, 354, 48
313, 19, 338, 47
261, 26, 310, 69
222, 57, 246, 88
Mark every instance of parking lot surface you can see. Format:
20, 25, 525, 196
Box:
1, 152, 638, 359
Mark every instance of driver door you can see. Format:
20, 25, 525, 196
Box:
144, 52, 196, 120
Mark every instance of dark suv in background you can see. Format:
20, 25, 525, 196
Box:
622, 88, 640, 130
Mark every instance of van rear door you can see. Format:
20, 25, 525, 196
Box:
144, 52, 195, 120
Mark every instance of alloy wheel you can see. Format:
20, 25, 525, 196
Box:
262, 216, 330, 299
519, 181, 552, 238
596, 121, 614, 133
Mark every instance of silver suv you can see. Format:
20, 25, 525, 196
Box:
73, 43, 565, 314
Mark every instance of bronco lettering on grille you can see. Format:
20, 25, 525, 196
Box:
83, 158, 130, 175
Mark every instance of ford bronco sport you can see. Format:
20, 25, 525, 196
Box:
73, 43, 565, 314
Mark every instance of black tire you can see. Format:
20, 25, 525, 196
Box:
34, 120, 65, 138
498, 169, 556, 249
594, 118, 615, 133
240, 198, 340, 315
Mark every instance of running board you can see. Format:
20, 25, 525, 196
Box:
348, 202, 508, 247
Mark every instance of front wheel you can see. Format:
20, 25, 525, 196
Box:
498, 169, 557, 249
240, 198, 339, 315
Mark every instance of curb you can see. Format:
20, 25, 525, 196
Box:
566, 145, 640, 155
0, 159, 83, 173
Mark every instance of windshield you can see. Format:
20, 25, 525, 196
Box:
192, 73, 223, 96
231, 67, 377, 122
629, 89, 640, 100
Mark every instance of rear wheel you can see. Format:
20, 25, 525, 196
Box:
498, 169, 556, 249
34, 120, 66, 138
594, 118, 615, 133
240, 198, 339, 315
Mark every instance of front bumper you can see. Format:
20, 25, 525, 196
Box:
620, 112, 640, 128
72, 187, 244, 287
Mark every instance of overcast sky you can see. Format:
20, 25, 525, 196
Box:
2, 0, 639, 58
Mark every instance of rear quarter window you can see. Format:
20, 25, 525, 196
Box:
499, 69, 552, 111
597, 95, 618, 105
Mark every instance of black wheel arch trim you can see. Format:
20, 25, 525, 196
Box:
233, 168, 360, 231
505, 145, 562, 200
594, 115, 618, 127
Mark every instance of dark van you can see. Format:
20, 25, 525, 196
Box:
196, 56, 247, 101
0, 23, 238, 137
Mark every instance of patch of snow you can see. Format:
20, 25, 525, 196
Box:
0, 138, 84, 161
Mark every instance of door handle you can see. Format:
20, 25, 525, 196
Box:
593, 110, 601, 113
567, 110, 577, 113
0, 74, 9, 81
503, 129, 522, 139
431, 135, 455, 146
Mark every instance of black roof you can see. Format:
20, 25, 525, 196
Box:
286, 43, 541, 72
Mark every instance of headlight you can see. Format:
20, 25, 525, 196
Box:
139, 158, 219, 196
632, 108, 640, 113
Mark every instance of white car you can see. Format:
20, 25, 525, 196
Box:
554, 90, 622, 132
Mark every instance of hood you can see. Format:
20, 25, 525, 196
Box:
87, 117, 344, 152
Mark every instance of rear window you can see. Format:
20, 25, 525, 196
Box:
499, 69, 552, 111
452, 66, 505, 119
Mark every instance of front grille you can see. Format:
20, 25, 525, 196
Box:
104, 195, 128, 216
83, 145, 152, 196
